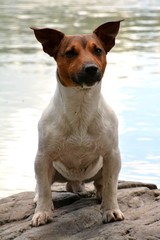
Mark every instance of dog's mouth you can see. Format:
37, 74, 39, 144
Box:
72, 63, 102, 88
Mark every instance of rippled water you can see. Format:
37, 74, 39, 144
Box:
0, 0, 160, 198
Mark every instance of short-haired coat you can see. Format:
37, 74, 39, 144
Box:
31, 20, 124, 227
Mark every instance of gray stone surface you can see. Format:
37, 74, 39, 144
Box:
0, 181, 160, 240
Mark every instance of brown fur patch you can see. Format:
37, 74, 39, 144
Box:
56, 34, 106, 87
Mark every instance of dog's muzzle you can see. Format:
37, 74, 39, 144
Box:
72, 63, 102, 87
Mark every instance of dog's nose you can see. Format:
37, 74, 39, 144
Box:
72, 63, 102, 87
84, 64, 98, 75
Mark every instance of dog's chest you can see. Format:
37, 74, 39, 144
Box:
41, 83, 114, 181
52, 131, 103, 180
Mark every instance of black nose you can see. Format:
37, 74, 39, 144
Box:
84, 64, 98, 75
72, 63, 102, 87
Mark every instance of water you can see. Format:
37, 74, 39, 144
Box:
0, 0, 160, 198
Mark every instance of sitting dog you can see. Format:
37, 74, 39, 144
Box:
31, 20, 124, 227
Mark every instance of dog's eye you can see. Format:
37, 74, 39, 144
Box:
94, 48, 102, 56
65, 49, 78, 58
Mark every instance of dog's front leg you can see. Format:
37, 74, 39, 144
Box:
101, 149, 124, 223
31, 152, 54, 227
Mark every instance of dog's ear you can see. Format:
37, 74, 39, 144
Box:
31, 27, 65, 58
93, 20, 123, 53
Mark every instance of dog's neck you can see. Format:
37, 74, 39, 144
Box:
56, 75, 102, 133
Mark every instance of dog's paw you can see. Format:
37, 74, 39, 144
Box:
31, 210, 53, 227
102, 209, 124, 223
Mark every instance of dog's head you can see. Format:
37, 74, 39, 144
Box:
31, 21, 122, 88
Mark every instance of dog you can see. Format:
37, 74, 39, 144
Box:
31, 20, 124, 227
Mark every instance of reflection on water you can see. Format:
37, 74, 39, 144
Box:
0, 0, 160, 198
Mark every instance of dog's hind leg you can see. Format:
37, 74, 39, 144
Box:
92, 169, 103, 202
94, 179, 103, 203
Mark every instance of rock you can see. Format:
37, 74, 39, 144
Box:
118, 180, 157, 190
0, 181, 160, 240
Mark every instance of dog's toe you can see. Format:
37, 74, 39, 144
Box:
102, 209, 124, 223
31, 211, 53, 227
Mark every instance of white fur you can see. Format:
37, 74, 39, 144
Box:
31, 77, 124, 226
53, 155, 103, 181
38, 79, 118, 162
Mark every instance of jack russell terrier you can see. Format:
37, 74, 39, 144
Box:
31, 20, 124, 227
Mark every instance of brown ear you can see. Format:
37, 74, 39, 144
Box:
93, 20, 123, 53
31, 27, 65, 58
